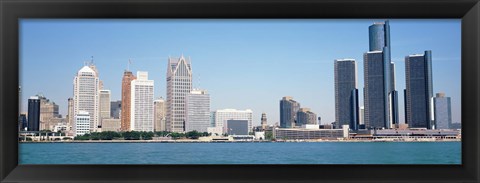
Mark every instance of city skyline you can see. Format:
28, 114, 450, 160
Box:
19, 19, 461, 126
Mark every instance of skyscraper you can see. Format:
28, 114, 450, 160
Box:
185, 89, 210, 132
67, 97, 74, 130
405, 50, 434, 129
130, 71, 154, 132
364, 20, 396, 129
166, 55, 192, 132
261, 112, 267, 130
334, 59, 359, 130
36, 94, 60, 131
73, 65, 100, 132
280, 96, 300, 128
27, 96, 40, 131
121, 70, 136, 131
364, 51, 390, 129
154, 97, 166, 132
296, 108, 317, 126
99, 89, 111, 126
434, 93, 452, 129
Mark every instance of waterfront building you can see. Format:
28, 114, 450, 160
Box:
296, 108, 317, 126
280, 96, 300, 128
185, 89, 210, 132
166, 55, 193, 132
213, 109, 253, 133
130, 71, 154, 132
273, 125, 349, 140
364, 20, 399, 129
99, 90, 111, 126
226, 120, 249, 135
334, 59, 359, 130
27, 96, 40, 131
121, 70, 136, 131
210, 112, 216, 127
67, 98, 74, 130
110, 100, 121, 119
405, 50, 434, 129
102, 118, 121, 132
261, 112, 267, 130
434, 92, 452, 129
48, 117, 66, 132
154, 97, 166, 132
364, 51, 390, 129
73, 65, 100, 132
359, 106, 365, 125
74, 111, 90, 136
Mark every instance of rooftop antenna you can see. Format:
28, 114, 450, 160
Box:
128, 59, 131, 71
91, 56, 94, 65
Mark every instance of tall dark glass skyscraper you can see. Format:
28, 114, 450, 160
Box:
405, 50, 433, 129
279, 96, 300, 128
27, 96, 41, 131
364, 51, 389, 128
334, 59, 359, 130
364, 20, 397, 129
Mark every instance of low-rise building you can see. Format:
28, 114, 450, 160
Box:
274, 125, 349, 140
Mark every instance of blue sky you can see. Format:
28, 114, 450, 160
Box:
20, 19, 461, 126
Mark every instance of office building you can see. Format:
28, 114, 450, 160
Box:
73, 65, 100, 132
280, 96, 300, 128
226, 120, 249, 135
334, 59, 359, 130
27, 96, 40, 131
35, 94, 60, 131
364, 51, 390, 129
405, 50, 433, 129
121, 70, 136, 131
213, 109, 253, 133
110, 100, 121, 119
99, 90, 111, 126
166, 55, 193, 132
364, 21, 399, 129
261, 112, 267, 130
102, 118, 121, 132
296, 108, 317, 126
185, 89, 210, 132
434, 93, 452, 129
154, 97, 166, 132
74, 111, 90, 136
274, 125, 349, 140
19, 113, 27, 131
130, 71, 154, 132
67, 97, 74, 129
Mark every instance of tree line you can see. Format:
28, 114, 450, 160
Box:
73, 130, 211, 140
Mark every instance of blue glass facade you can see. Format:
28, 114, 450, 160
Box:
27, 97, 40, 131
334, 59, 359, 130
434, 93, 452, 129
405, 50, 433, 129
280, 97, 300, 128
364, 51, 389, 129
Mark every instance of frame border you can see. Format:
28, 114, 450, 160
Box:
1, 0, 479, 182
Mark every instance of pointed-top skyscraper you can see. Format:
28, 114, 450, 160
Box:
166, 55, 192, 132
73, 65, 100, 132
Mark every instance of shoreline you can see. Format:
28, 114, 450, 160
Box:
19, 139, 461, 143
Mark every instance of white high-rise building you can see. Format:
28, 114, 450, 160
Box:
166, 55, 192, 132
213, 109, 253, 133
74, 111, 90, 136
99, 90, 111, 126
130, 71, 154, 132
73, 65, 100, 132
185, 89, 210, 132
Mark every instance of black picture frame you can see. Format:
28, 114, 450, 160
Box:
1, 0, 479, 182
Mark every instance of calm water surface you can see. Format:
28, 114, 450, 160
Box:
19, 142, 461, 164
